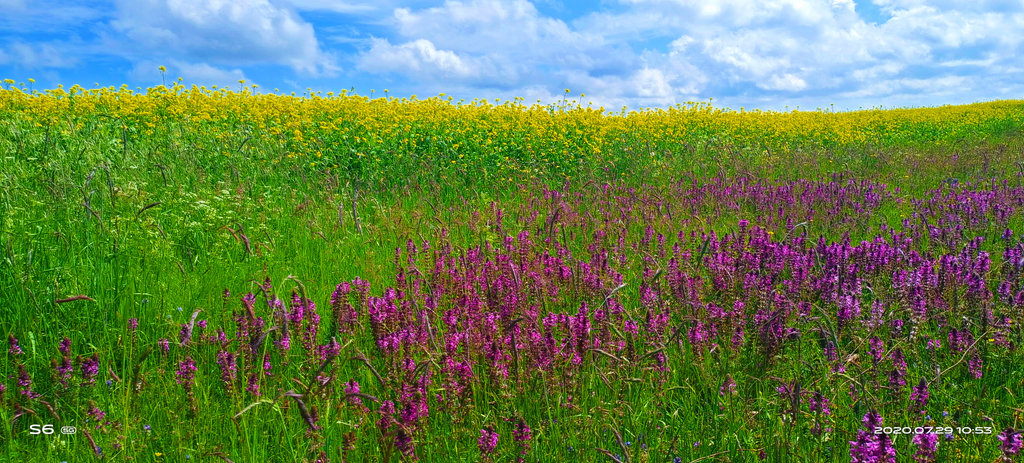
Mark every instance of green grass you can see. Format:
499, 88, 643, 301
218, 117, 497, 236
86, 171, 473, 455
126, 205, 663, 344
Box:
2, 94, 1024, 462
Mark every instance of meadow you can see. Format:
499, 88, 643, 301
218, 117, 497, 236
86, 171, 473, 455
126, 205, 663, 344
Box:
1, 81, 1023, 462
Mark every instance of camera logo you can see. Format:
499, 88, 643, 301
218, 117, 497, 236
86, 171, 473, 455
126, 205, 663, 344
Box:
28, 424, 77, 435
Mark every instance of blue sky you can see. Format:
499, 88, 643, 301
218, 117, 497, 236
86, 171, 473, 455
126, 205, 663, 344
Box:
2, 0, 1023, 111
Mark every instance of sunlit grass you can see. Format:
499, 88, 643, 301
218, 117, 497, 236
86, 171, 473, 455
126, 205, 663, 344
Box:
1, 86, 1023, 462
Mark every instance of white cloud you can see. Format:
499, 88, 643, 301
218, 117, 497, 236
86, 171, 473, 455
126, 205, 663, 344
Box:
5, 0, 1024, 110
355, 0, 661, 107
562, 0, 1024, 107
359, 38, 478, 79
631, 68, 674, 102
278, 0, 377, 14
112, 0, 337, 76
170, 61, 250, 88
763, 73, 808, 92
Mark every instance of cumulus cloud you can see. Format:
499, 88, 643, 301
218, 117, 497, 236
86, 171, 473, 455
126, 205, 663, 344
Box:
360, 38, 478, 79
357, 0, 660, 104
278, 0, 377, 14
4, 0, 1024, 110
564, 0, 1024, 107
112, 0, 337, 76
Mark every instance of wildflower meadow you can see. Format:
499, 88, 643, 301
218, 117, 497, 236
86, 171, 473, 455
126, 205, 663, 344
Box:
1, 82, 1023, 462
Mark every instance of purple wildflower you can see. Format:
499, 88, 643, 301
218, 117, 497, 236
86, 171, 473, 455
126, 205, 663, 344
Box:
808, 391, 831, 416
17, 364, 37, 398
158, 338, 170, 355
345, 380, 361, 405
127, 318, 139, 331
277, 332, 291, 352
316, 337, 341, 362
80, 353, 100, 386
216, 350, 237, 388
58, 337, 71, 355
910, 378, 929, 412
176, 356, 198, 392
88, 406, 106, 423
889, 349, 907, 387
968, 354, 983, 379
998, 428, 1023, 458
719, 375, 737, 397
850, 411, 894, 463
246, 373, 261, 396
478, 427, 499, 455
8, 334, 22, 355
868, 337, 884, 363
54, 356, 74, 387
513, 418, 532, 455
912, 433, 938, 462
863, 410, 883, 429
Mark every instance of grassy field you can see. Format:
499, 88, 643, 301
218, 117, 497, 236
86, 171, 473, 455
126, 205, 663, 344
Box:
2, 84, 1023, 462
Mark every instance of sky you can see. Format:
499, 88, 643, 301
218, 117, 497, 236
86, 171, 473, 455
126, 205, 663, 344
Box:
1, 0, 1023, 112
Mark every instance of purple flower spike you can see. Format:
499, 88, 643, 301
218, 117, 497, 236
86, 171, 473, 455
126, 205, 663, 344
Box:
176, 356, 198, 392
862, 410, 883, 429
851, 411, 894, 463
912, 433, 938, 462
345, 380, 361, 405
719, 375, 737, 397
513, 418, 532, 455
478, 427, 499, 455
968, 355, 983, 379
998, 428, 1023, 457
8, 335, 23, 355
58, 337, 72, 355
910, 378, 929, 411
80, 353, 100, 386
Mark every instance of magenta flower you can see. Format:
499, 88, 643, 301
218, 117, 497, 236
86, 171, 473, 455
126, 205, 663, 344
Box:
909, 378, 929, 412
808, 391, 831, 416
88, 406, 106, 423
80, 353, 100, 386
17, 364, 37, 398
968, 355, 983, 379
176, 356, 198, 392
246, 373, 261, 396
719, 375, 737, 397
216, 350, 237, 387
851, 411, 894, 463
58, 337, 71, 355
478, 427, 499, 455
868, 337, 884, 363
54, 356, 74, 387
998, 428, 1022, 457
513, 418, 532, 454
345, 380, 361, 405
912, 433, 938, 462
8, 334, 22, 355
